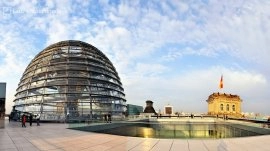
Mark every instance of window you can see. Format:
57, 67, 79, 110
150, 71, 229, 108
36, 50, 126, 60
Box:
220, 104, 223, 111
226, 104, 229, 111
232, 105, 235, 111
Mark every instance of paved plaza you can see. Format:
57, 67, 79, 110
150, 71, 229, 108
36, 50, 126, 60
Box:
1, 119, 270, 151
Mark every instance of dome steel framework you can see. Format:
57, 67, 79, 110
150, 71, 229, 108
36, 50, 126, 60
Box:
12, 40, 126, 121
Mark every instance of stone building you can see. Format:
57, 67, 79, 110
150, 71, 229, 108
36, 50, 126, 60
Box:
206, 92, 242, 117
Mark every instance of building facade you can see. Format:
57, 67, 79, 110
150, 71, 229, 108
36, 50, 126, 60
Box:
0, 83, 6, 128
206, 92, 242, 117
164, 105, 173, 115
12, 40, 126, 121
126, 104, 143, 116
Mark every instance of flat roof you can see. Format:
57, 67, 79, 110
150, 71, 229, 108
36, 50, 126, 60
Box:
1, 119, 270, 150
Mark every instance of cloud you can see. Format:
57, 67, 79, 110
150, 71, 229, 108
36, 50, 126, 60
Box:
162, 49, 183, 61
200, 1, 270, 64
0, 21, 39, 114
123, 66, 268, 114
0, 0, 270, 115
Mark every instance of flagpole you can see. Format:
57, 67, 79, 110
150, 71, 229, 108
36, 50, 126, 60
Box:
219, 75, 223, 93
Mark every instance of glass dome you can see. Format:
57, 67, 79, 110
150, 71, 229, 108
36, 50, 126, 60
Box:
12, 40, 126, 121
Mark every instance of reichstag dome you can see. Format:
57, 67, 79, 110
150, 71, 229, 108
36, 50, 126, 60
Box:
12, 40, 127, 121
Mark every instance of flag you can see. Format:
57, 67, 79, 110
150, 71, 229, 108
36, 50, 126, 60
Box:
219, 75, 223, 89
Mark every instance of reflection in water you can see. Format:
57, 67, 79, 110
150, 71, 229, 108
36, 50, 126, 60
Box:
142, 127, 154, 138
95, 122, 266, 139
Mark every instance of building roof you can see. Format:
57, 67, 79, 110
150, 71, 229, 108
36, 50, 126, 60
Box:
206, 92, 242, 102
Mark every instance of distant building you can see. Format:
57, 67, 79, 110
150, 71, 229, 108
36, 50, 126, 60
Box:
126, 104, 143, 116
206, 92, 242, 117
164, 105, 173, 115
143, 100, 156, 114
0, 83, 6, 128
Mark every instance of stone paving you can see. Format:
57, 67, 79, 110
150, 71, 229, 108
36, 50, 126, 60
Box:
1, 119, 270, 151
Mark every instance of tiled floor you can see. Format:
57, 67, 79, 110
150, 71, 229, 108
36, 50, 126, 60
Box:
1, 120, 270, 151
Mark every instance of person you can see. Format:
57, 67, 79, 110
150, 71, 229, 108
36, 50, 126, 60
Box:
22, 115, 26, 127
21, 115, 24, 127
108, 114, 111, 123
8, 115, 11, 122
104, 114, 108, 123
36, 114, 40, 126
29, 114, 33, 126
23, 115, 27, 127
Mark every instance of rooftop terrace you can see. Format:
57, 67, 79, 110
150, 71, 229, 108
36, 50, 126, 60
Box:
1, 119, 270, 151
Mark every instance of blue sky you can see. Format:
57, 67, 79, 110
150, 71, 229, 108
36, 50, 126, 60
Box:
0, 0, 270, 115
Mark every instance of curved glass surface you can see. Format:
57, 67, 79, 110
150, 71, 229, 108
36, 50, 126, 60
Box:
12, 40, 127, 121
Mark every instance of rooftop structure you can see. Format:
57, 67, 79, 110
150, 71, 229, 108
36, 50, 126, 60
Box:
164, 105, 173, 115
11, 40, 126, 121
206, 92, 242, 117
143, 100, 156, 114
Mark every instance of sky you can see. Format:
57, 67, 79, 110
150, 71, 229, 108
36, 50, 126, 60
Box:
0, 0, 270, 115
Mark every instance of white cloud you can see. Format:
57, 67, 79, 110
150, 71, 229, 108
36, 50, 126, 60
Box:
123, 66, 269, 114
0, 23, 38, 114
1, 0, 270, 115
134, 63, 169, 77
170, 0, 189, 14
162, 49, 183, 61
200, 1, 270, 64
